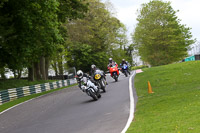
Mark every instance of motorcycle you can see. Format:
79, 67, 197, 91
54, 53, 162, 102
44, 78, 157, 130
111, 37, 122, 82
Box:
108, 64, 119, 82
120, 64, 128, 77
93, 69, 107, 92
81, 77, 101, 101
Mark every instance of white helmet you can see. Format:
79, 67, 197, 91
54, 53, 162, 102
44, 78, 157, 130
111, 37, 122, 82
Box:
91, 64, 96, 69
109, 58, 112, 63
77, 70, 83, 78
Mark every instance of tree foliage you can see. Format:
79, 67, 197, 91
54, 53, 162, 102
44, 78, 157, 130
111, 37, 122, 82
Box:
0, 0, 62, 80
132, 0, 195, 66
0, 0, 88, 80
0, 0, 131, 80
65, 0, 129, 71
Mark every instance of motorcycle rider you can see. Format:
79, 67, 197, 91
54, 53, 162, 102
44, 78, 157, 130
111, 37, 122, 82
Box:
90, 64, 108, 85
121, 59, 127, 66
76, 70, 90, 91
120, 59, 130, 75
76, 70, 101, 98
108, 58, 118, 68
90, 64, 98, 77
107, 58, 120, 77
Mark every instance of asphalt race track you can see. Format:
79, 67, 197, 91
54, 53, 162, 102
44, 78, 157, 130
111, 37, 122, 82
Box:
0, 72, 137, 133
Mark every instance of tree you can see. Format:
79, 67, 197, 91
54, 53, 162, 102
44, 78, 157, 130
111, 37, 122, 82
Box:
0, 0, 62, 80
132, 0, 195, 66
0, 0, 88, 80
48, 0, 88, 76
65, 0, 128, 71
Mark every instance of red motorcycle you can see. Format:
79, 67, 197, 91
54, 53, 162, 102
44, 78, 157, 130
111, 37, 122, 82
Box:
108, 63, 119, 82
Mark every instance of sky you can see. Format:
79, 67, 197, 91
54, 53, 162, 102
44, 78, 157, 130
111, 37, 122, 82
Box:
101, 0, 200, 43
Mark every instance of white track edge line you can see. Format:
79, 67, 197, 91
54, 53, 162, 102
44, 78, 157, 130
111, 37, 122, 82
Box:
0, 98, 36, 115
121, 71, 136, 133
0, 88, 65, 115
0, 84, 77, 115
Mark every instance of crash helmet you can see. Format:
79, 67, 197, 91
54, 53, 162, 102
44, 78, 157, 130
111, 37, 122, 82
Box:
109, 58, 113, 63
91, 64, 96, 70
122, 59, 125, 62
77, 70, 83, 78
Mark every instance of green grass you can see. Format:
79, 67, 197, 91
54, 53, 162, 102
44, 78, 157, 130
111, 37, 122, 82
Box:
127, 61, 200, 133
131, 65, 148, 70
0, 79, 57, 91
0, 84, 77, 113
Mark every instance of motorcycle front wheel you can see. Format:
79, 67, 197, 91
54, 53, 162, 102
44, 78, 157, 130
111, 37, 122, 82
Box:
114, 75, 118, 82
124, 70, 128, 77
100, 79, 106, 92
88, 89, 98, 101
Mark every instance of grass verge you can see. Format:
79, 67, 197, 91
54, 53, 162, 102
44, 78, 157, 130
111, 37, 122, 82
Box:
127, 61, 200, 133
0, 84, 77, 113
0, 79, 58, 91
131, 65, 148, 70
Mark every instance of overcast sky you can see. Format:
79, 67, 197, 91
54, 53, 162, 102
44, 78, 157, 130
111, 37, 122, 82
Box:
101, 0, 200, 42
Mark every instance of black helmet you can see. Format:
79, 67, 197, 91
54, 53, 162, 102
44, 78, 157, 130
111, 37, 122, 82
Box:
77, 70, 83, 78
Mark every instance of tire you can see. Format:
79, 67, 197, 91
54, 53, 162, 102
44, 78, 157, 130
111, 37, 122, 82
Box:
97, 82, 101, 90
96, 87, 101, 98
128, 71, 130, 75
124, 70, 128, 77
114, 75, 118, 82
89, 89, 98, 101
97, 93, 101, 98
100, 79, 106, 92
112, 72, 118, 82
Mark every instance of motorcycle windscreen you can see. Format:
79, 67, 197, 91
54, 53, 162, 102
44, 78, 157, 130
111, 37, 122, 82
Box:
123, 64, 127, 69
82, 77, 88, 85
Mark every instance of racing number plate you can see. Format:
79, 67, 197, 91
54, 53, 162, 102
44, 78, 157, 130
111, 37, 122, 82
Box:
95, 74, 101, 79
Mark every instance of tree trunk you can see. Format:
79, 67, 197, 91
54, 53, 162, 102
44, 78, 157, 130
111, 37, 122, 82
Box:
28, 64, 34, 81
58, 57, 63, 75
0, 68, 6, 79
1, 71, 6, 79
17, 69, 22, 79
34, 62, 41, 80
40, 56, 46, 80
13, 70, 17, 78
52, 61, 58, 76
45, 57, 49, 80
58, 57, 64, 80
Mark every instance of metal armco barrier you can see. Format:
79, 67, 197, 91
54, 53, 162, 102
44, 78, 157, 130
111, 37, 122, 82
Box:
0, 78, 77, 105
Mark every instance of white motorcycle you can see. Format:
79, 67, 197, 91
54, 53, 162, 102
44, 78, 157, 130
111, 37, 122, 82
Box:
81, 77, 101, 101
